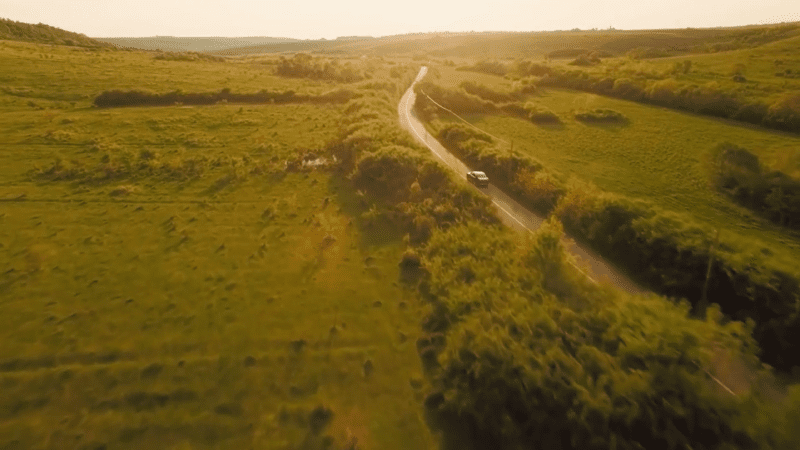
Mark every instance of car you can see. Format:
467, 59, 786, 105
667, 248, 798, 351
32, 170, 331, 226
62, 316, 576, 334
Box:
466, 171, 489, 187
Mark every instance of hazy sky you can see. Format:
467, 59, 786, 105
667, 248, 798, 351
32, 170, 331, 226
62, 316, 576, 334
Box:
1, 0, 798, 39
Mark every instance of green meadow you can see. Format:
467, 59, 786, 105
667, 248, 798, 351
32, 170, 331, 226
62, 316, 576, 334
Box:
424, 64, 800, 269
4, 18, 800, 450
0, 38, 435, 450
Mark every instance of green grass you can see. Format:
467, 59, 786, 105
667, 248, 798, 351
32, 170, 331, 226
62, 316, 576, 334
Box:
546, 33, 800, 106
0, 40, 434, 450
0, 40, 325, 108
425, 78, 800, 271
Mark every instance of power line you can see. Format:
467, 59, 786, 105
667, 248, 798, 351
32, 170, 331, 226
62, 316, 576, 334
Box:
418, 89, 510, 145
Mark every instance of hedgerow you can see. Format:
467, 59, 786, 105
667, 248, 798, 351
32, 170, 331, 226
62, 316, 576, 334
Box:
275, 53, 366, 83
521, 64, 800, 133
710, 142, 800, 229
420, 115, 800, 372
416, 219, 799, 450
93, 88, 360, 108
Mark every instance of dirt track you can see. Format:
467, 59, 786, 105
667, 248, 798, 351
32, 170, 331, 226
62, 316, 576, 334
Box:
398, 66, 646, 295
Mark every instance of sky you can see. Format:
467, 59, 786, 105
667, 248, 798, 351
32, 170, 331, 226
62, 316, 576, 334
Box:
1, 0, 799, 39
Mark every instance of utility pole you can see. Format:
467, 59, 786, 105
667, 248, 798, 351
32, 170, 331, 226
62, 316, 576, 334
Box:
699, 229, 720, 316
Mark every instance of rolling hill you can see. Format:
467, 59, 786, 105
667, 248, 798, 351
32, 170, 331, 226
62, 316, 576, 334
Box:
0, 18, 111, 48
211, 22, 800, 58
96, 36, 303, 52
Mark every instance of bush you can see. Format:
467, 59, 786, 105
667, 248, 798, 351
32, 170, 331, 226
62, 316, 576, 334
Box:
626, 47, 673, 59
352, 146, 422, 203
514, 169, 565, 213
418, 220, 784, 450
456, 60, 508, 76
568, 54, 600, 66
459, 81, 517, 103
512, 61, 553, 77
524, 103, 560, 124
574, 109, 627, 124
275, 53, 365, 83
551, 177, 800, 371
153, 51, 225, 63
764, 93, 800, 132
94, 88, 358, 108
710, 142, 800, 228
415, 81, 497, 117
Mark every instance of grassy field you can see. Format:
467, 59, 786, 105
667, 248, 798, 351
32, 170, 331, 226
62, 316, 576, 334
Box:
0, 40, 334, 109
423, 65, 800, 267
0, 39, 436, 450
544, 32, 800, 106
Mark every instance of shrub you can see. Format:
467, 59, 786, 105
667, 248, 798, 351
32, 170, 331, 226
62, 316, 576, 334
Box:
546, 48, 589, 59
418, 221, 783, 450
512, 60, 552, 77
764, 93, 800, 132
646, 78, 682, 106
459, 81, 517, 103
456, 60, 508, 76
710, 142, 800, 228
568, 54, 600, 66
275, 53, 365, 83
352, 146, 422, 203
524, 103, 560, 124
550, 175, 800, 370
94, 88, 358, 108
514, 169, 565, 213
415, 81, 497, 116
574, 109, 627, 124
626, 47, 672, 59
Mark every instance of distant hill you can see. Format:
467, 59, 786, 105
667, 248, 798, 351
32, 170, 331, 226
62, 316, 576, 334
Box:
0, 18, 111, 48
96, 36, 302, 52
212, 23, 800, 58
336, 36, 374, 41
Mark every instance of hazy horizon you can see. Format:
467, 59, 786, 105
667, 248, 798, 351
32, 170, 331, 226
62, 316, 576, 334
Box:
1, 0, 799, 40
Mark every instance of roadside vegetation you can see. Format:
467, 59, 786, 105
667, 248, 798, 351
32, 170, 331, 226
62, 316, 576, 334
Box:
414, 75, 800, 374
416, 220, 800, 450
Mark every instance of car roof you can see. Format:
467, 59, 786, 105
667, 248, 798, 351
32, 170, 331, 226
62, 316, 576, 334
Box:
470, 171, 487, 176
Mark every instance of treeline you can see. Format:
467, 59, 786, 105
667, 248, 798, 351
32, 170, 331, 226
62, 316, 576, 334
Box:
0, 18, 111, 48
93, 88, 359, 108
152, 51, 225, 63
415, 219, 800, 450
413, 87, 800, 371
460, 59, 800, 134
712, 143, 800, 228
275, 53, 366, 83
416, 80, 596, 126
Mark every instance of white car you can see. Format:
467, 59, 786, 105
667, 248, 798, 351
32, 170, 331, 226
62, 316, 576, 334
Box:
466, 171, 489, 188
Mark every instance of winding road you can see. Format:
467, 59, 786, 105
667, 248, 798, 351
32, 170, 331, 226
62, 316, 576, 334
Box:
398, 66, 646, 295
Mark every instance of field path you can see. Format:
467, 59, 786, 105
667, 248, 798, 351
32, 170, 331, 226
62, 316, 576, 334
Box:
398, 66, 646, 295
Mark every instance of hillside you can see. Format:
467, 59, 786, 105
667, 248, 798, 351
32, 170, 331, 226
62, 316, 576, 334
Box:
0, 18, 111, 48
212, 22, 800, 58
96, 36, 302, 52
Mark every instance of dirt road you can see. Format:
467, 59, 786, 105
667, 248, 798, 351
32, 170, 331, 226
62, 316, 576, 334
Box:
398, 66, 647, 295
